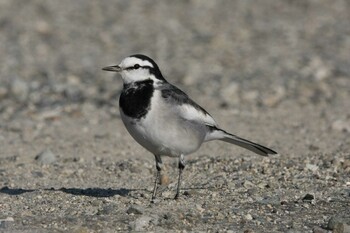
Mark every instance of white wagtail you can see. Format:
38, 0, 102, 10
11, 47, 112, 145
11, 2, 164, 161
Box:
102, 54, 277, 200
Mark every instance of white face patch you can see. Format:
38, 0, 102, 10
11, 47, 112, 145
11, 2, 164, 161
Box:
118, 57, 155, 83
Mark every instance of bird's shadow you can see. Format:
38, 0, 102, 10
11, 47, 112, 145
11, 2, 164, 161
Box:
52, 187, 132, 197
0, 186, 143, 198
0, 186, 35, 195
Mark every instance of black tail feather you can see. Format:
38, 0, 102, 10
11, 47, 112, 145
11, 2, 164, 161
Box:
207, 126, 277, 156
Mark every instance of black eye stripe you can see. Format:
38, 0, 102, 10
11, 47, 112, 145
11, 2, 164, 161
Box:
125, 65, 152, 71
125, 66, 136, 71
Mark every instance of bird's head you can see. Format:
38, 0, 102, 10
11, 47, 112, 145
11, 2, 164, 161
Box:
102, 54, 165, 84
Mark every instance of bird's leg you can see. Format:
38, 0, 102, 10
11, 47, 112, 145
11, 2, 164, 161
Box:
174, 154, 185, 199
151, 154, 162, 201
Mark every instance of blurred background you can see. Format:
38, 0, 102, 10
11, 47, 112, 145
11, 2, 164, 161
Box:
0, 0, 349, 120
0, 0, 349, 164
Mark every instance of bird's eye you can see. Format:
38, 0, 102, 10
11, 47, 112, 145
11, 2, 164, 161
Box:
134, 64, 140, 69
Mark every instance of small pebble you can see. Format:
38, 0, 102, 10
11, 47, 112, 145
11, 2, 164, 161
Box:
220, 82, 240, 106
306, 164, 319, 172
243, 180, 255, 189
333, 222, 350, 233
160, 174, 170, 185
244, 214, 253, 221
0, 217, 14, 229
262, 86, 286, 107
244, 229, 254, 233
0, 86, 8, 100
72, 227, 90, 233
332, 120, 350, 132
126, 205, 144, 215
162, 191, 173, 198
133, 216, 153, 231
312, 226, 328, 233
302, 193, 315, 202
35, 149, 57, 164
328, 217, 350, 233
11, 79, 29, 102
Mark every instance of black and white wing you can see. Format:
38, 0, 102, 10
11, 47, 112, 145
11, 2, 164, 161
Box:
159, 83, 218, 127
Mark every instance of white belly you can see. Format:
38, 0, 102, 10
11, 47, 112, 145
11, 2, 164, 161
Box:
120, 92, 206, 156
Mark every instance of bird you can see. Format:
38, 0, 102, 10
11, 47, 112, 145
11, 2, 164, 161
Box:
102, 54, 277, 201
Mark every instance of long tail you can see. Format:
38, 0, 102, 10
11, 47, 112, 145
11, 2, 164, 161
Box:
206, 126, 277, 156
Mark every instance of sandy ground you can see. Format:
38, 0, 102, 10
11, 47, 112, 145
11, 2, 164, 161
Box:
0, 1, 350, 232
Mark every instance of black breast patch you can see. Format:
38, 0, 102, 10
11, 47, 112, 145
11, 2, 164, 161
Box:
119, 79, 154, 119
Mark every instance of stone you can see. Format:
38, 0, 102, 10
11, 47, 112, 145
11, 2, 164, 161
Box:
332, 120, 350, 133
328, 217, 338, 230
160, 174, 170, 185
35, 149, 57, 164
220, 82, 240, 105
11, 79, 29, 102
328, 217, 350, 233
302, 193, 315, 202
262, 86, 286, 107
0, 217, 14, 229
243, 180, 255, 189
306, 164, 319, 172
312, 226, 328, 233
133, 216, 153, 231
126, 205, 144, 215
244, 214, 253, 221
333, 222, 350, 233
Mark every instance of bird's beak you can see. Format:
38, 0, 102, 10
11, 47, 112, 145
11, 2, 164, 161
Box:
102, 65, 122, 72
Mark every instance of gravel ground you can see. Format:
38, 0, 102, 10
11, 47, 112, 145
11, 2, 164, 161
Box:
1, 1, 350, 232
